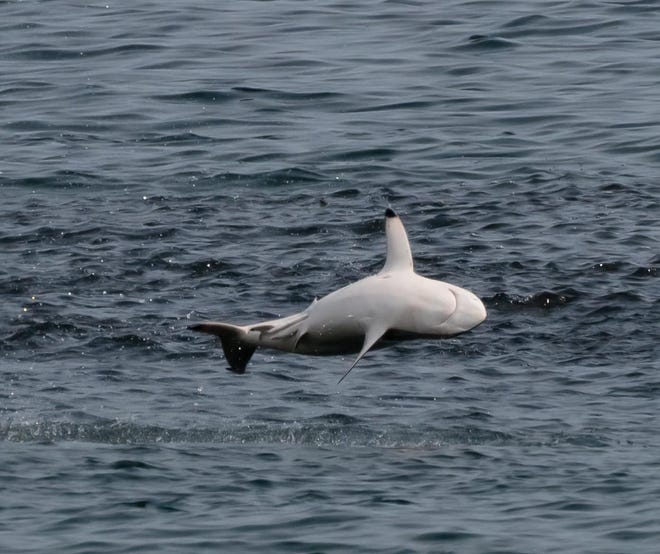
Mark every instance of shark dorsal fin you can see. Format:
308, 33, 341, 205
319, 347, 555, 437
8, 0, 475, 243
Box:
381, 208, 413, 273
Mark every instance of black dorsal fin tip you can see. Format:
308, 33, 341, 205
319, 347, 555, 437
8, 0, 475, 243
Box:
385, 208, 397, 218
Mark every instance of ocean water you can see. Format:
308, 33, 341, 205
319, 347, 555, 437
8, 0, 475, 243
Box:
2, 1, 660, 552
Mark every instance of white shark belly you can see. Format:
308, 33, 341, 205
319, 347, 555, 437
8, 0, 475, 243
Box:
291, 272, 482, 355
291, 278, 378, 355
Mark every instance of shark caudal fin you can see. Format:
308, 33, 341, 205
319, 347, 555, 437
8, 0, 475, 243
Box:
189, 322, 256, 373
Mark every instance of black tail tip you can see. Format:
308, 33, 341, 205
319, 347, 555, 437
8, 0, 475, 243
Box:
385, 207, 397, 218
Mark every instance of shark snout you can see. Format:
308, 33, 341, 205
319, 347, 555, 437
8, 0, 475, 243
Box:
445, 288, 487, 335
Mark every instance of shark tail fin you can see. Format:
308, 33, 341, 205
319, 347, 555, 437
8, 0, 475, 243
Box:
189, 322, 256, 373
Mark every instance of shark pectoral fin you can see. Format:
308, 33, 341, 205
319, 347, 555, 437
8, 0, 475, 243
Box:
337, 323, 389, 384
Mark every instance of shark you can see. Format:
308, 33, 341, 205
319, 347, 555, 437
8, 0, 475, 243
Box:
190, 208, 486, 382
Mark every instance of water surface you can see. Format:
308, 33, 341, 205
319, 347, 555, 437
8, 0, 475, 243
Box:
2, 1, 660, 552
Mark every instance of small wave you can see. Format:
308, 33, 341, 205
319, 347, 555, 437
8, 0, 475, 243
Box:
591, 261, 626, 273
630, 266, 657, 278
502, 14, 550, 30
347, 100, 435, 113
202, 167, 325, 188
321, 147, 397, 162
231, 86, 345, 103
488, 289, 577, 310
154, 90, 237, 105
459, 35, 520, 51
2, 318, 87, 352
1, 170, 108, 189
310, 413, 362, 425
7, 47, 83, 61
85, 334, 164, 352
0, 224, 105, 247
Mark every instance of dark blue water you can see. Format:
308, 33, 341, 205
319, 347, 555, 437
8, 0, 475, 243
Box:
2, 1, 660, 552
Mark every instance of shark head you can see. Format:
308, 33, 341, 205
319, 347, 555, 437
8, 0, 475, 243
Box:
436, 283, 487, 335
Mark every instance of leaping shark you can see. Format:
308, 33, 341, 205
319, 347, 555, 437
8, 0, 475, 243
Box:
190, 208, 486, 382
